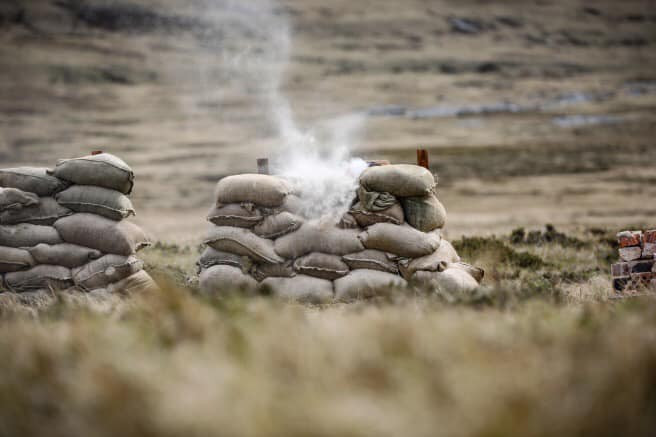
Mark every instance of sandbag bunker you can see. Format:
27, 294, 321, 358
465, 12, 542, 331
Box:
0, 153, 155, 296
199, 163, 484, 303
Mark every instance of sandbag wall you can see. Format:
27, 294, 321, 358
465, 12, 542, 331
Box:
0, 153, 154, 295
199, 164, 483, 303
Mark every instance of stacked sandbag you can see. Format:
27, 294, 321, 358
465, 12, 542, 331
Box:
0, 153, 154, 295
198, 164, 483, 303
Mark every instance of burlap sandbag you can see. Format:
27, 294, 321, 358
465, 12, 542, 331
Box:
29, 243, 102, 269
197, 247, 252, 273
413, 267, 479, 294
334, 269, 407, 302
56, 185, 135, 221
206, 203, 262, 228
204, 226, 283, 264
54, 214, 150, 256
0, 247, 35, 273
106, 270, 159, 294
276, 194, 305, 216
0, 197, 72, 226
251, 261, 296, 281
398, 239, 460, 280
0, 224, 62, 248
358, 223, 440, 258
259, 275, 334, 304
199, 265, 258, 295
274, 223, 364, 259
5, 265, 73, 292
359, 164, 436, 197
73, 254, 143, 291
215, 174, 292, 208
0, 188, 39, 211
293, 252, 349, 280
356, 187, 397, 212
401, 194, 446, 232
350, 201, 404, 227
49, 153, 134, 194
253, 211, 303, 239
450, 262, 484, 283
0, 167, 69, 196
342, 250, 399, 274
338, 213, 359, 229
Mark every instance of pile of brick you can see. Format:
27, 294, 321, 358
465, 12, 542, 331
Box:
611, 229, 656, 295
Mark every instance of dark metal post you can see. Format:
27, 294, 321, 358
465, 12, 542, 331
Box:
257, 158, 270, 175
417, 149, 429, 169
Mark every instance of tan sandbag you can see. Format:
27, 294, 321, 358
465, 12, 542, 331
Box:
199, 265, 258, 295
350, 201, 404, 227
56, 185, 135, 221
398, 239, 460, 279
413, 267, 479, 294
197, 247, 252, 273
204, 226, 283, 264
356, 187, 397, 212
5, 265, 73, 292
206, 203, 262, 228
338, 213, 359, 229
0, 167, 69, 196
334, 269, 407, 302
215, 174, 292, 208
251, 260, 296, 281
293, 252, 349, 280
450, 262, 484, 283
28, 243, 103, 269
358, 223, 440, 258
0, 197, 72, 226
253, 211, 303, 239
259, 275, 334, 304
49, 153, 134, 194
401, 194, 446, 232
275, 223, 364, 259
106, 270, 159, 294
73, 255, 144, 291
276, 194, 305, 216
0, 247, 35, 273
359, 164, 436, 197
0, 224, 62, 248
0, 188, 39, 211
54, 213, 150, 256
342, 249, 399, 274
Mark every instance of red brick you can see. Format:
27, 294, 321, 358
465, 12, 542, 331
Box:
619, 246, 642, 262
617, 230, 642, 248
611, 263, 629, 277
643, 230, 656, 244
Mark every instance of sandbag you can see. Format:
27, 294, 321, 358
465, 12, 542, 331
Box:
293, 252, 349, 280
199, 265, 258, 295
0, 188, 39, 211
334, 269, 407, 302
359, 164, 436, 197
5, 265, 73, 292
54, 214, 150, 256
0, 197, 72, 225
0, 247, 35, 273
49, 153, 134, 194
215, 174, 292, 208
401, 194, 446, 232
399, 239, 460, 279
106, 270, 159, 294
450, 262, 484, 283
276, 194, 305, 216
342, 250, 399, 274
356, 187, 397, 212
56, 185, 135, 221
251, 260, 296, 281
0, 224, 62, 248
207, 203, 262, 228
204, 226, 283, 264
275, 223, 364, 258
350, 202, 404, 227
413, 267, 479, 295
338, 213, 359, 229
259, 275, 333, 304
197, 247, 252, 273
253, 211, 303, 239
0, 167, 69, 196
28, 243, 102, 269
358, 223, 440, 258
73, 255, 144, 291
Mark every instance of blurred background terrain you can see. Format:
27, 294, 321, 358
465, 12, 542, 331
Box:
1, 0, 655, 243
